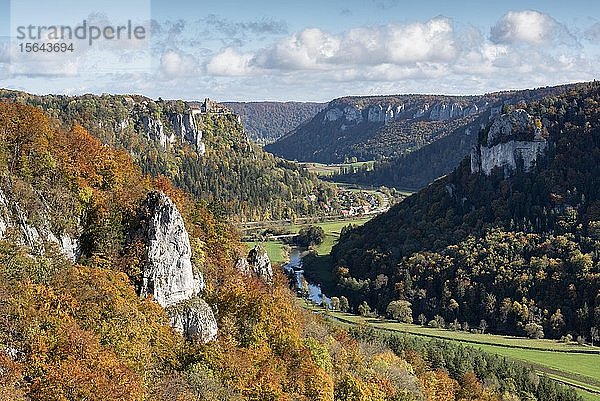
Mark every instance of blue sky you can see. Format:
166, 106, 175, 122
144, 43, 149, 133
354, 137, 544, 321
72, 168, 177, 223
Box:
1, 0, 599, 101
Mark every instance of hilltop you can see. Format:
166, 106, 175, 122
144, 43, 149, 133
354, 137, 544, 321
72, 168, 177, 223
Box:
266, 84, 580, 189
0, 90, 337, 221
223, 101, 326, 144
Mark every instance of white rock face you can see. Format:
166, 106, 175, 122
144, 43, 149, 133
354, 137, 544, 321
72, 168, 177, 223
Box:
135, 191, 216, 342
0, 189, 79, 260
474, 140, 547, 175
324, 106, 363, 124
321, 99, 485, 128
170, 113, 205, 155
235, 245, 273, 284
58, 235, 79, 261
471, 109, 547, 175
428, 102, 473, 120
141, 115, 170, 148
141, 112, 206, 155
168, 299, 218, 343
138, 191, 204, 307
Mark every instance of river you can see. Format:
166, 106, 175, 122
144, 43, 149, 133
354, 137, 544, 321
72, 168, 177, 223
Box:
283, 248, 331, 307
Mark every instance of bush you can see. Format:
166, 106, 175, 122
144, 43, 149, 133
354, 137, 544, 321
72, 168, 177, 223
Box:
560, 334, 573, 343
386, 300, 413, 323
296, 225, 325, 247
524, 323, 544, 339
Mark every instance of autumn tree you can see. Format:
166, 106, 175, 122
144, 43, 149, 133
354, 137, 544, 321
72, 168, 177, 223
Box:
386, 300, 413, 323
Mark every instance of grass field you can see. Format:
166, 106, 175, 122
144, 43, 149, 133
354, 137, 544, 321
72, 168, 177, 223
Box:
305, 304, 600, 399
243, 240, 288, 263
244, 216, 371, 264
301, 161, 375, 177
291, 218, 371, 255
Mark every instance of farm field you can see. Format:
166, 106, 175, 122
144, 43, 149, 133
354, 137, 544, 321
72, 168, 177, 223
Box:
304, 304, 600, 399
244, 216, 371, 264
300, 161, 375, 177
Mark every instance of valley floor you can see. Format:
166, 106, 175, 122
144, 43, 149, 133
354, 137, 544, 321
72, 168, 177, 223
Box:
304, 303, 600, 400
243, 216, 372, 263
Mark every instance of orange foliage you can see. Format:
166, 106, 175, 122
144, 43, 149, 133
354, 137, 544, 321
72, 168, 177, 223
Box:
53, 124, 150, 215
0, 279, 145, 401
420, 370, 459, 401
457, 372, 499, 401
0, 101, 54, 174
0, 352, 26, 401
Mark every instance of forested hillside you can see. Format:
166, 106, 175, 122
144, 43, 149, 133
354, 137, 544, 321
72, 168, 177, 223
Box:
330, 83, 600, 341
223, 101, 326, 143
0, 100, 581, 401
332, 111, 490, 190
267, 85, 578, 189
0, 90, 336, 221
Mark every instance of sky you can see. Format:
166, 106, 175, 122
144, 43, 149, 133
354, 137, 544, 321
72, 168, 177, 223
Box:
0, 0, 599, 101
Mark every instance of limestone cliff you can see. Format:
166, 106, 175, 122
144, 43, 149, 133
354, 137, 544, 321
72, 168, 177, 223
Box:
235, 245, 273, 284
471, 109, 547, 176
131, 191, 217, 342
320, 99, 482, 125
0, 188, 79, 261
265, 86, 575, 165
140, 111, 205, 155
170, 113, 205, 154
265, 94, 493, 163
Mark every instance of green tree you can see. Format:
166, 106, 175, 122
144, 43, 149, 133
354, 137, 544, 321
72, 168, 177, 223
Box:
358, 301, 371, 317
296, 225, 326, 247
386, 300, 413, 323
339, 296, 350, 312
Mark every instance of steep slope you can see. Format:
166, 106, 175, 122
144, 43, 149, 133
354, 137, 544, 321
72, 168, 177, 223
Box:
223, 101, 326, 143
330, 82, 600, 339
0, 90, 337, 221
0, 100, 582, 401
265, 84, 578, 169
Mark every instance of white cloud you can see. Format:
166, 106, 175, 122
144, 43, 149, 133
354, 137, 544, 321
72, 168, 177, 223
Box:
2, 10, 597, 102
206, 47, 254, 76
160, 49, 199, 77
195, 12, 597, 99
203, 17, 458, 75
490, 10, 577, 46
584, 22, 600, 43
252, 28, 341, 70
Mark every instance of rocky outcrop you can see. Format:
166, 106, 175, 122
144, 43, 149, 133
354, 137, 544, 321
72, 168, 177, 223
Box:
248, 245, 273, 283
140, 112, 205, 155
131, 191, 216, 342
471, 109, 547, 176
141, 115, 169, 148
168, 298, 218, 343
0, 189, 79, 260
169, 113, 205, 155
235, 245, 273, 284
135, 191, 204, 306
321, 99, 486, 126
